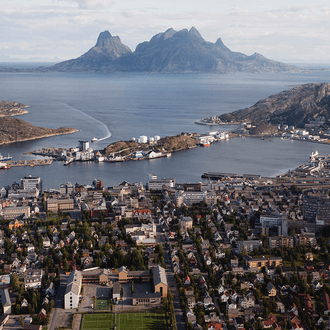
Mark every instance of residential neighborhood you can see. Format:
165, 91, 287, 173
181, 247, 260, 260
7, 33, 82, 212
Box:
2, 155, 330, 329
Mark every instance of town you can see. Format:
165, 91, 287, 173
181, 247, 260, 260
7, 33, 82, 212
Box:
2, 152, 330, 330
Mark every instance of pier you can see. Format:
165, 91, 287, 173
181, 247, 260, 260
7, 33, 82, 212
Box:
8, 159, 53, 167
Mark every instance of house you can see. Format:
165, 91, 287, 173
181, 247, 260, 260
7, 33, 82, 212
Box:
44, 282, 55, 297
24, 269, 43, 290
184, 275, 191, 286
38, 308, 47, 321
21, 298, 29, 308
267, 282, 277, 297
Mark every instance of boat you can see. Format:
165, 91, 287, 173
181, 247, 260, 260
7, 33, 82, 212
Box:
0, 162, 9, 169
91, 137, 98, 143
0, 153, 12, 161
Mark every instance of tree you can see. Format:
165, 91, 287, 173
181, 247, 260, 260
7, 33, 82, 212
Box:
10, 273, 19, 291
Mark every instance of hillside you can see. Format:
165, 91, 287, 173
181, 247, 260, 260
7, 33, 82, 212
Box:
45, 27, 299, 74
104, 134, 199, 155
0, 102, 78, 145
219, 83, 330, 128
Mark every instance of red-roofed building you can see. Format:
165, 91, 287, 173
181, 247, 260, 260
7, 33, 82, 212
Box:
207, 322, 222, 330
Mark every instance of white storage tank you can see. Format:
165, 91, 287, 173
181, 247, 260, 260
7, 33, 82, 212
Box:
140, 135, 148, 144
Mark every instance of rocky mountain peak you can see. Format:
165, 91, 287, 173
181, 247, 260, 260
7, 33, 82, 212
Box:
95, 30, 113, 47
189, 26, 203, 40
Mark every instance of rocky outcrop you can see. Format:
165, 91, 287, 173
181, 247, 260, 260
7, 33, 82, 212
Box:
219, 83, 330, 128
44, 27, 299, 74
0, 100, 29, 116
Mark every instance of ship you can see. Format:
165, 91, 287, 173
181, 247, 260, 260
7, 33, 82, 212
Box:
91, 137, 98, 143
0, 153, 12, 161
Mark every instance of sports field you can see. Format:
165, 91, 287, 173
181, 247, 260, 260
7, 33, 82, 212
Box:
95, 299, 109, 310
81, 313, 114, 330
116, 311, 167, 330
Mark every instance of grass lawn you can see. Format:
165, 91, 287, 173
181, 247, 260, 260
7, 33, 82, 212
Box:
81, 313, 114, 330
116, 311, 167, 330
95, 299, 109, 310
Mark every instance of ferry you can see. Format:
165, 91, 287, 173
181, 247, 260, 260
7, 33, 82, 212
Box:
0, 153, 12, 161
91, 137, 98, 143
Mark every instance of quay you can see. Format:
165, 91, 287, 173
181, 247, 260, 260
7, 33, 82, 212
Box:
201, 172, 262, 180
8, 159, 53, 167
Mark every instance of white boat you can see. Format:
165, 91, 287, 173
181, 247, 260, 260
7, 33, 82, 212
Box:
0, 162, 9, 169
0, 153, 12, 161
91, 137, 98, 143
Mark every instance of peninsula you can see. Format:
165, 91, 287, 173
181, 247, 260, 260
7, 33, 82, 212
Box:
27, 131, 230, 165
197, 83, 330, 139
0, 100, 78, 145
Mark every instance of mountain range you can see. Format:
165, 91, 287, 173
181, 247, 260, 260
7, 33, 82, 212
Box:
46, 27, 299, 74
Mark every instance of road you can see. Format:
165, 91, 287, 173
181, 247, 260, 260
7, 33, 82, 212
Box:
48, 273, 68, 330
157, 226, 186, 330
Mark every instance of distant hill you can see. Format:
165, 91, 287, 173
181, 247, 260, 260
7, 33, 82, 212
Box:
219, 83, 330, 128
45, 27, 299, 74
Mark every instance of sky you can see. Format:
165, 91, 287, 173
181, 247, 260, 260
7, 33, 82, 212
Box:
1, 0, 330, 63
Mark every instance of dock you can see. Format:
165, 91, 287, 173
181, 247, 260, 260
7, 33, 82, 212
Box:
8, 159, 53, 167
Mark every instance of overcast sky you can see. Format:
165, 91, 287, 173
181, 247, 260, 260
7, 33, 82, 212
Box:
1, 0, 330, 63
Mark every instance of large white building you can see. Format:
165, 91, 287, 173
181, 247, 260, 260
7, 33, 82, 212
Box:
21, 175, 42, 192
64, 270, 82, 309
148, 176, 175, 190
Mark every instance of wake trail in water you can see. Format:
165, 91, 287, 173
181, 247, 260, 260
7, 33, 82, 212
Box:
57, 102, 112, 141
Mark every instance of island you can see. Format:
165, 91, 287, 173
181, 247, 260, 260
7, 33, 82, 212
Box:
0, 99, 78, 146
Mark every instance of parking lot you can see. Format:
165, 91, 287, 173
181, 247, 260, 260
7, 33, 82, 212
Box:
78, 283, 111, 312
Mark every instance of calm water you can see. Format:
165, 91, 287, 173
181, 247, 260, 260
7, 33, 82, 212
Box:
0, 70, 330, 188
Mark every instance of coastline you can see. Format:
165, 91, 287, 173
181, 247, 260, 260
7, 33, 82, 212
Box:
0, 128, 79, 146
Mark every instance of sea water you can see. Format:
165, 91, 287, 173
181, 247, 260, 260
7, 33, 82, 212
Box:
0, 69, 330, 188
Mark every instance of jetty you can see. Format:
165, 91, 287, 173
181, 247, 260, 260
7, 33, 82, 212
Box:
8, 159, 53, 167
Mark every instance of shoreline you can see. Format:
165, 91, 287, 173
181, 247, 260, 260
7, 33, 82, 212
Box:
0, 128, 79, 146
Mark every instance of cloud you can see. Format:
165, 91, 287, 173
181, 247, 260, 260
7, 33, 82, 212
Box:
56, 0, 114, 10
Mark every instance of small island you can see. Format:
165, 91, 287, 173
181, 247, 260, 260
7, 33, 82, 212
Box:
0, 99, 78, 146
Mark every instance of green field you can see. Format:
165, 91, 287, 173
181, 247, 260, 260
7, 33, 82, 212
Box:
81, 313, 114, 330
81, 312, 167, 330
116, 312, 167, 330
95, 299, 109, 310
